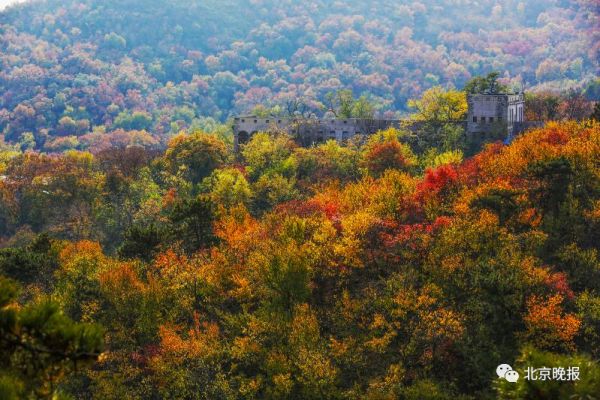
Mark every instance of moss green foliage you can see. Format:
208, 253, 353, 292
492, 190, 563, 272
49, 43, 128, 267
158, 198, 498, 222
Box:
0, 276, 103, 399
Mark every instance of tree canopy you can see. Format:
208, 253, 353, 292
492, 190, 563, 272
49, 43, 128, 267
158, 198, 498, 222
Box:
0, 0, 597, 151
1, 121, 600, 398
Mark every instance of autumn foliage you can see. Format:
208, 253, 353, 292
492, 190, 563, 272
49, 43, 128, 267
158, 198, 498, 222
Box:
2, 121, 600, 398
0, 0, 598, 152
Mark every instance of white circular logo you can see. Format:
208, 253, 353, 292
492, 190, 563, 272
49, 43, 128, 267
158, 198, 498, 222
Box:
505, 370, 520, 383
496, 364, 519, 382
496, 364, 512, 378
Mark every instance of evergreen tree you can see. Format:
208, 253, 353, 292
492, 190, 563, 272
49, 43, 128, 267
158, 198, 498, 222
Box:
0, 276, 104, 399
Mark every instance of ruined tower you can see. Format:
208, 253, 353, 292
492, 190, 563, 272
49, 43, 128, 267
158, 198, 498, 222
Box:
466, 91, 525, 143
233, 88, 533, 151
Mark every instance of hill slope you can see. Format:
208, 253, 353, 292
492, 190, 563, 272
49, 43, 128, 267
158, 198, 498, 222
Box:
2, 121, 600, 398
0, 0, 598, 150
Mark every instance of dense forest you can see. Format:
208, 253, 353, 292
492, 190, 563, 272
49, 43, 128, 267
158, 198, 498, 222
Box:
2, 0, 600, 399
0, 0, 599, 152
2, 118, 600, 398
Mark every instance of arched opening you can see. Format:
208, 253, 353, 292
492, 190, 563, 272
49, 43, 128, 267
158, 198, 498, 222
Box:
238, 131, 249, 144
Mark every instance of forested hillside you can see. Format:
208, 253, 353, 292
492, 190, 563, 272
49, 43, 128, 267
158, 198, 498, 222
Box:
1, 0, 599, 151
2, 121, 600, 398
2, 1, 600, 398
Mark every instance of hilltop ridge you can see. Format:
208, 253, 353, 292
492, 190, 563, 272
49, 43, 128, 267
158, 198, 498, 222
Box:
0, 0, 598, 151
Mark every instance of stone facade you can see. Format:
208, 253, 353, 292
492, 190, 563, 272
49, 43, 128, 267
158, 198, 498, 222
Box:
466, 92, 525, 142
233, 117, 407, 151
233, 91, 536, 150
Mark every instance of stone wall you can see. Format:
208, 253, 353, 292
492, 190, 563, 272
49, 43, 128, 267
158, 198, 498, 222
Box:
233, 117, 467, 151
233, 92, 535, 151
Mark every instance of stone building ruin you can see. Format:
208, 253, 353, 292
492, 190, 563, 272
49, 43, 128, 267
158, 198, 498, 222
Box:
233, 90, 539, 151
466, 92, 528, 142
